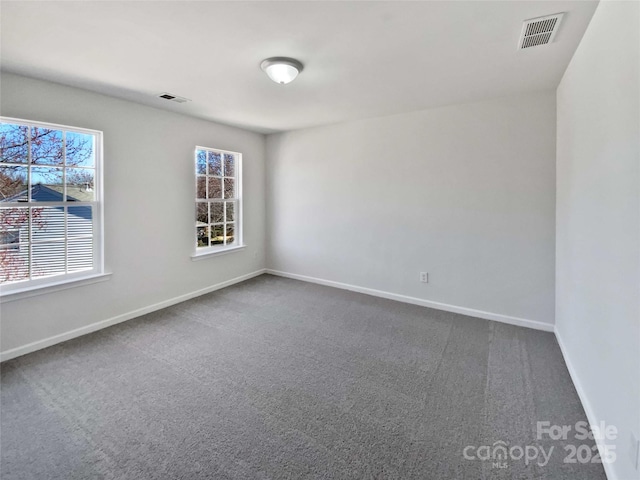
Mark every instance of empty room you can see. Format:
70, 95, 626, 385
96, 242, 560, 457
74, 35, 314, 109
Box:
0, 1, 638, 479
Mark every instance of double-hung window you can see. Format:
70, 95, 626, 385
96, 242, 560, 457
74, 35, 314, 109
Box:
194, 146, 242, 257
0, 117, 103, 295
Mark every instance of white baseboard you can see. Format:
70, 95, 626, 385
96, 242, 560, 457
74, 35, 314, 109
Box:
555, 328, 616, 480
265, 269, 554, 332
0, 269, 266, 362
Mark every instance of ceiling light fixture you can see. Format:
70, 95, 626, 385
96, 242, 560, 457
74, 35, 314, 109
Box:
260, 57, 303, 85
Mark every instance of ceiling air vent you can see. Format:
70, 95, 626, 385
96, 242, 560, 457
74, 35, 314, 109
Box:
157, 92, 190, 104
518, 13, 564, 49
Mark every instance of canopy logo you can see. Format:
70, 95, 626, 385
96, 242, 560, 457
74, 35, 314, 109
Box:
463, 421, 618, 469
463, 441, 553, 469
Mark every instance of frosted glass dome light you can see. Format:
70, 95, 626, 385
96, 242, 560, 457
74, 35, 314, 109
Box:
260, 57, 304, 85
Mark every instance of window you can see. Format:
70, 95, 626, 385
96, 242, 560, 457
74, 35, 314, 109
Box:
0, 117, 103, 293
194, 146, 242, 256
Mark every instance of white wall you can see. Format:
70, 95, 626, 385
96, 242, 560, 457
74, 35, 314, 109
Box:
0, 73, 266, 354
556, 1, 640, 479
266, 92, 556, 326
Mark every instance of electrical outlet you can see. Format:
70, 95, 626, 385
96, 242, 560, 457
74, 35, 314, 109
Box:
630, 432, 639, 470
420, 272, 429, 283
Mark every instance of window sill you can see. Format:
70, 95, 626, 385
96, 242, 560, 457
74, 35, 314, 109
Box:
0, 272, 112, 303
191, 244, 246, 261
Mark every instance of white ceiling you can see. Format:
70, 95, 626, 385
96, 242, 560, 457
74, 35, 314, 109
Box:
1, 1, 598, 134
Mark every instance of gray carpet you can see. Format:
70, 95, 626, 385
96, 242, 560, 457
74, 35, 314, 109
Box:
1, 274, 606, 479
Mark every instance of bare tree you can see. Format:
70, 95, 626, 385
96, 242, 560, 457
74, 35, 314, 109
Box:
0, 125, 93, 197
0, 168, 26, 200
1, 125, 92, 164
66, 169, 94, 189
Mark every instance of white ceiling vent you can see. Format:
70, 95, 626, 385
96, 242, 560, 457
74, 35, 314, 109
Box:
518, 13, 564, 49
157, 92, 190, 104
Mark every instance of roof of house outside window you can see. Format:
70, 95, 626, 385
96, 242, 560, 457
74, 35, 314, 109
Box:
1, 184, 94, 203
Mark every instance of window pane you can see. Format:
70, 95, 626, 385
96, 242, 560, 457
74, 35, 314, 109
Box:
31, 241, 65, 278
224, 178, 234, 199
31, 167, 63, 201
208, 152, 222, 176
196, 176, 207, 199
196, 150, 207, 174
66, 168, 95, 201
68, 237, 93, 273
0, 165, 27, 200
32, 206, 65, 241
225, 201, 235, 222
1, 207, 29, 233
197, 226, 209, 247
196, 203, 208, 224
225, 223, 235, 245
208, 177, 222, 199
67, 206, 93, 237
223, 154, 234, 177
0, 207, 29, 283
211, 224, 224, 245
210, 202, 224, 223
31, 128, 63, 165
0, 123, 29, 164
0, 230, 20, 250
0, 248, 29, 283
65, 132, 94, 167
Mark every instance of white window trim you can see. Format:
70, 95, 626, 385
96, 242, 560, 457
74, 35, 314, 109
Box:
193, 145, 244, 258
191, 244, 246, 261
0, 271, 111, 303
0, 116, 105, 297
